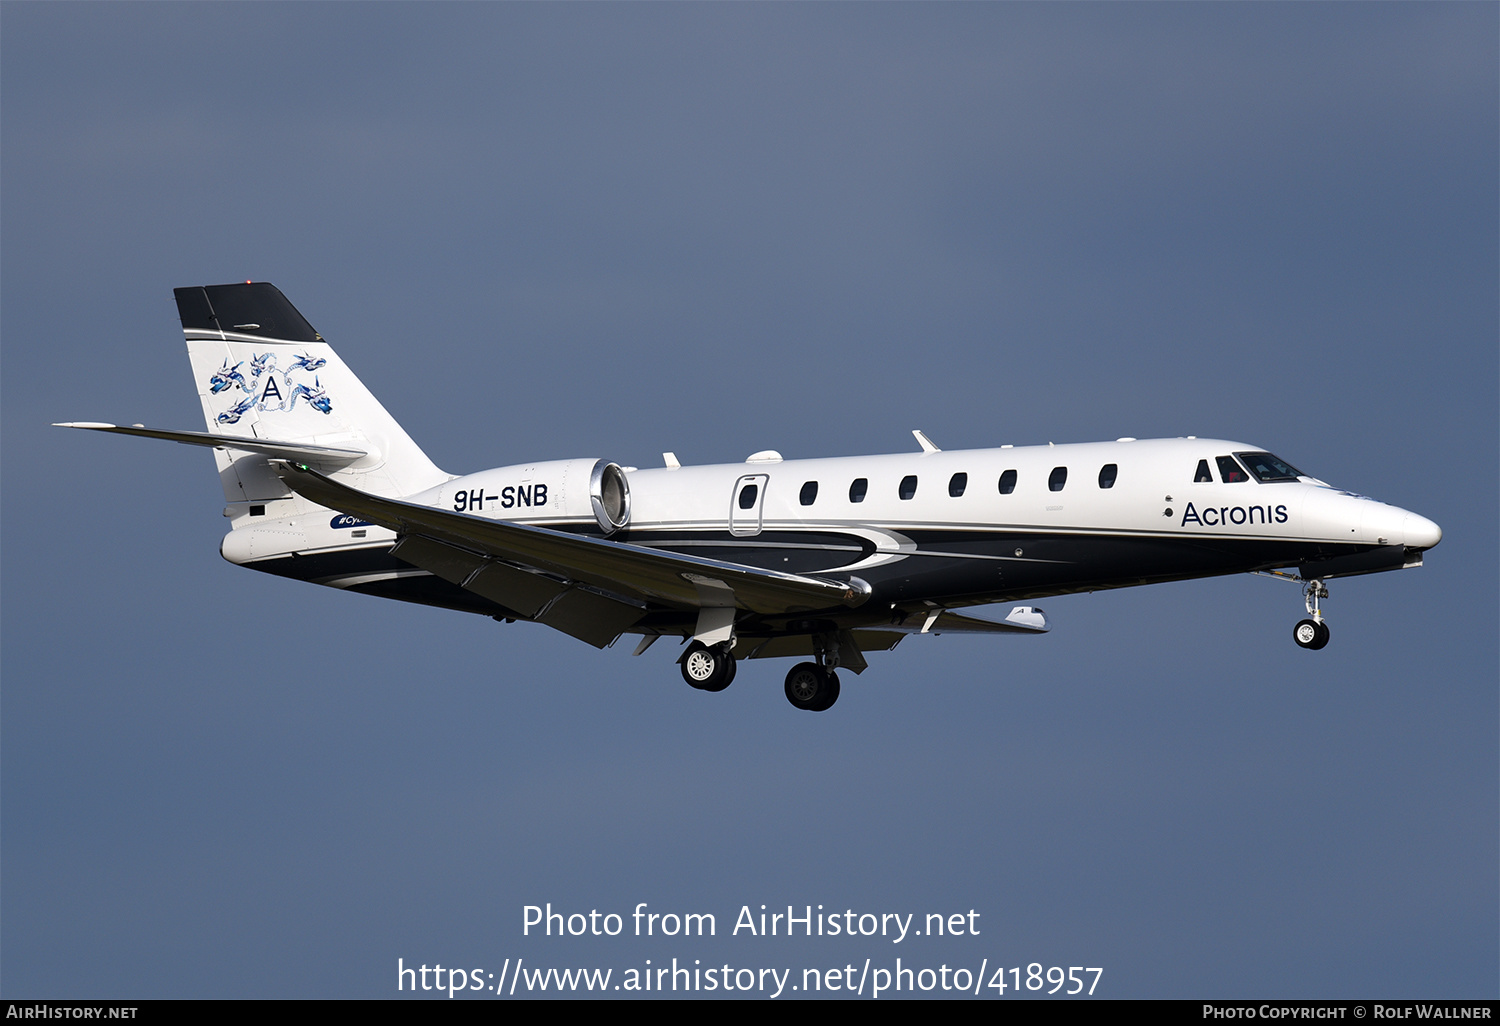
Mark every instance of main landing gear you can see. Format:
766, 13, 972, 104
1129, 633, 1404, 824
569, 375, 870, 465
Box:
680, 641, 736, 692
783, 631, 845, 711
1293, 578, 1330, 650
784, 662, 840, 712
678, 634, 845, 711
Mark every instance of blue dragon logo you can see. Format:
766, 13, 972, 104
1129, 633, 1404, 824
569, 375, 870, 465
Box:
211, 351, 334, 424
218, 391, 260, 424
209, 360, 250, 394
249, 351, 275, 382
285, 378, 332, 415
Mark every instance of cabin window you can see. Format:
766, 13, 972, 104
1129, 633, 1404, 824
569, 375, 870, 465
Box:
1049, 467, 1068, 492
998, 470, 1017, 495
1098, 463, 1118, 489
1194, 459, 1213, 483
899, 475, 918, 500
799, 481, 818, 506
1216, 455, 1249, 483
949, 472, 967, 497
738, 484, 759, 509
1235, 451, 1304, 483
849, 478, 868, 503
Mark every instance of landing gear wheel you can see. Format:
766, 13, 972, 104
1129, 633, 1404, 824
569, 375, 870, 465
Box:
681, 642, 735, 691
1294, 618, 1330, 650
784, 662, 840, 711
784, 662, 822, 708
811, 671, 840, 712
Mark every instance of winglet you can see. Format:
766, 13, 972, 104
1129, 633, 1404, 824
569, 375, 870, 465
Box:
663, 452, 681, 469
912, 429, 940, 453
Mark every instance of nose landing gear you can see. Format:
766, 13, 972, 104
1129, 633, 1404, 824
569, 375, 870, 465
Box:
1293, 579, 1331, 650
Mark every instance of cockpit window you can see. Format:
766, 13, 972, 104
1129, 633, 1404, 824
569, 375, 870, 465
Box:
1194, 459, 1213, 483
1235, 451, 1305, 483
1216, 455, 1249, 483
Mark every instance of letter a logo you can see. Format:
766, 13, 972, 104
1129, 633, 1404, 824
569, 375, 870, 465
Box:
261, 376, 283, 403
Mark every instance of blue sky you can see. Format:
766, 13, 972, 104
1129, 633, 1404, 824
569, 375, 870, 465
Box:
3, 3, 1495, 999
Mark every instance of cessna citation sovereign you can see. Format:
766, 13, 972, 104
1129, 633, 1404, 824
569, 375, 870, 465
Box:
58, 283, 1442, 711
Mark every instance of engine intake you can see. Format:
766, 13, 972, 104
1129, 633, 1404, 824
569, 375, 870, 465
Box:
590, 460, 630, 534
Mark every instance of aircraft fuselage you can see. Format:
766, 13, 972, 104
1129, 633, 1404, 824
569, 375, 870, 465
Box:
220, 436, 1439, 635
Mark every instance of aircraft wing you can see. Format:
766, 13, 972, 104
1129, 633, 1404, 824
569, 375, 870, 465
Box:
725, 607, 1045, 677
891, 606, 1050, 635
275, 463, 871, 645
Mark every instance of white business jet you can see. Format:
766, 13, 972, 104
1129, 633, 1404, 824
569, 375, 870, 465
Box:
58, 283, 1442, 711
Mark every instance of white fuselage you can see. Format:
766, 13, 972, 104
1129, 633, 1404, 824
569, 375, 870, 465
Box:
221, 437, 1440, 611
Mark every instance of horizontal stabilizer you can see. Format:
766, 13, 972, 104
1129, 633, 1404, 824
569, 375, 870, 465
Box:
53, 423, 367, 467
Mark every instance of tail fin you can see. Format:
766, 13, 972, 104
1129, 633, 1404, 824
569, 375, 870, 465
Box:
177, 282, 448, 505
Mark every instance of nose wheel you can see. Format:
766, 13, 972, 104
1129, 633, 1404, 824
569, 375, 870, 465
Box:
1294, 618, 1330, 650
1294, 579, 1331, 650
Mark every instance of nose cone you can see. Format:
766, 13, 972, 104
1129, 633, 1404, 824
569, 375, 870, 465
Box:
1403, 512, 1442, 550
1357, 496, 1443, 550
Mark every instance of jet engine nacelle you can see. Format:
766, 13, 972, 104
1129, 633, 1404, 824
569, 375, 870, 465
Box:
423, 458, 630, 534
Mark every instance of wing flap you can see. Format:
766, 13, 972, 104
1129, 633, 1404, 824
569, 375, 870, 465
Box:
388, 534, 647, 648
533, 588, 647, 649
390, 535, 562, 617
276, 462, 870, 617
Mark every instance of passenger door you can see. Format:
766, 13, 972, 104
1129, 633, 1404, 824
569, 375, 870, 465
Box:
729, 474, 769, 537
